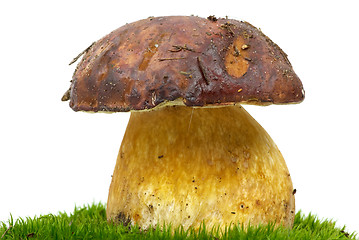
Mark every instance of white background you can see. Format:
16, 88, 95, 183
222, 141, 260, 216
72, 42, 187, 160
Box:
1, 0, 358, 235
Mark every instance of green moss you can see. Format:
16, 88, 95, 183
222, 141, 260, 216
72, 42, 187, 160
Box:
0, 203, 356, 239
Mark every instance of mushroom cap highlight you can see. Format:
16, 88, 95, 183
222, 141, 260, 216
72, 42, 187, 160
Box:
66, 16, 304, 112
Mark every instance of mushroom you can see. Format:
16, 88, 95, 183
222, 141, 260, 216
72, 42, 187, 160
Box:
63, 16, 304, 230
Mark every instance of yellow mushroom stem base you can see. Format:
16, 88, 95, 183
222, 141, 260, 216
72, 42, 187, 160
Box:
107, 105, 295, 230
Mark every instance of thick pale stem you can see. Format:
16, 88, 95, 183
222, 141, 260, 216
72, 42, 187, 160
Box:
107, 105, 295, 230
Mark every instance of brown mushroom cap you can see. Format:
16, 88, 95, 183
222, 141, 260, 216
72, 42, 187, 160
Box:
67, 16, 304, 112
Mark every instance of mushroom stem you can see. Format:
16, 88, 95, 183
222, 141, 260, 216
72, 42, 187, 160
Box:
107, 105, 295, 230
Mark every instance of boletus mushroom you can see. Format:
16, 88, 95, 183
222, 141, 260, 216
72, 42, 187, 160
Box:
63, 16, 304, 230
